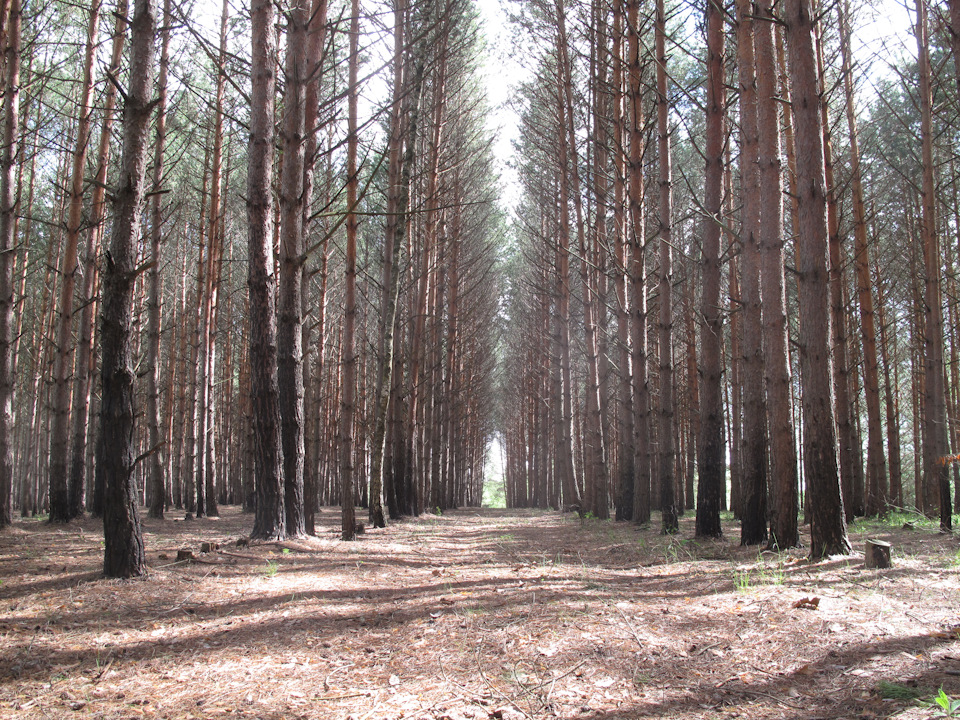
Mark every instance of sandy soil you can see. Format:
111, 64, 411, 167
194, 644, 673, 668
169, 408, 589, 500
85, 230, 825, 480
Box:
0, 506, 958, 719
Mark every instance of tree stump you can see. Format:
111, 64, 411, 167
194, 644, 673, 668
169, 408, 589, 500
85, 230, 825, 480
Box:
865, 539, 892, 569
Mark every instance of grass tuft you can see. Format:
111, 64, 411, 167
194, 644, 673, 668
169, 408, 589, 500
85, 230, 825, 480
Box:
876, 680, 924, 700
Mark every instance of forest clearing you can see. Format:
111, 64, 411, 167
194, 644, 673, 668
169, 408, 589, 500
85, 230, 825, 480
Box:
1, 507, 958, 720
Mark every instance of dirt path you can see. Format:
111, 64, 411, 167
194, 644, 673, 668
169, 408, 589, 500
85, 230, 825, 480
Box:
0, 507, 958, 719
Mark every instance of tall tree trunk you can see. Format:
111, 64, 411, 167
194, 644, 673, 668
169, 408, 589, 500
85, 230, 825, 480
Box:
784, 0, 851, 556
100, 0, 156, 578
876, 261, 904, 508
202, 1, 232, 519
839, 0, 887, 517
145, 0, 171, 519
654, 0, 676, 533
727, 153, 743, 519
21, 141, 67, 517
279, 0, 308, 537
0, 0, 18, 529
696, 0, 725, 538
248, 0, 285, 541
584, 0, 610, 519
368, 0, 406, 527
71, 0, 128, 520
301, 0, 328, 534
340, 0, 360, 541
627, 0, 650, 524
48, 0, 101, 523
736, 0, 767, 545
915, 0, 952, 530
202, 192, 223, 518
186, 146, 210, 516
817, 25, 858, 521
611, 0, 634, 522
368, 0, 414, 527
554, 0, 582, 513
756, 0, 798, 548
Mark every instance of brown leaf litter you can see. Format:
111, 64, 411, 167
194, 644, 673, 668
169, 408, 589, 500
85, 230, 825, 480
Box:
0, 507, 957, 719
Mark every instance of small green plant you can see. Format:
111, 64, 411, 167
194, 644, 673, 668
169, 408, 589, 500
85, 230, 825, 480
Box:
876, 680, 923, 701
261, 560, 279, 578
733, 568, 752, 592
281, 548, 291, 555
930, 688, 960, 718
757, 552, 786, 586
632, 670, 652, 689
662, 536, 694, 562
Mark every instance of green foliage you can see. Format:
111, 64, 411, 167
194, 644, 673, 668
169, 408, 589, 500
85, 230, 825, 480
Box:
662, 536, 695, 563
261, 560, 279, 578
875, 680, 923, 700
733, 569, 752, 592
930, 688, 960, 718
760, 553, 786, 586
732, 553, 787, 591
850, 510, 960, 537
481, 478, 506, 509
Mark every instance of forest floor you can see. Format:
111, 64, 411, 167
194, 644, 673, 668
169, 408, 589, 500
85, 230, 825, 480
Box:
0, 507, 959, 720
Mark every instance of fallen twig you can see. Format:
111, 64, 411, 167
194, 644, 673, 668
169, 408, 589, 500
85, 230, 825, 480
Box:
733, 688, 805, 710
473, 645, 535, 720
611, 603, 646, 649
315, 691, 372, 700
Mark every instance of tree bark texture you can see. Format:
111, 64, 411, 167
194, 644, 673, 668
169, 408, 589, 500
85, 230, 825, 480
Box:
736, 0, 767, 546
279, 0, 309, 538
100, 0, 156, 578
71, 0, 128, 520
627, 0, 650, 524
248, 0, 285, 541
655, 0, 676, 534
784, 0, 851, 557
340, 0, 360, 541
915, 0, 951, 530
48, 0, 101, 523
146, 0, 172, 520
839, 0, 887, 518
756, 0, 798, 548
0, 0, 18, 529
696, 0, 724, 539
368, 0, 407, 529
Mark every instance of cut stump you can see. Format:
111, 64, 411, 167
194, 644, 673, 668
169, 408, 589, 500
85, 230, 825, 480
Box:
865, 539, 892, 569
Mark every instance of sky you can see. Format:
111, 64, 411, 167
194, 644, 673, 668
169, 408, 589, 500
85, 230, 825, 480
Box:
474, 0, 528, 212
468, 0, 915, 215
191, 0, 915, 218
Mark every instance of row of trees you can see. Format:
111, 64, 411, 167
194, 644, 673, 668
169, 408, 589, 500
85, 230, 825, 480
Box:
2, 0, 958, 574
500, 0, 958, 553
0, 0, 504, 575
